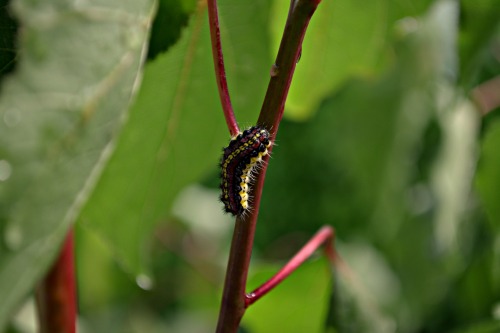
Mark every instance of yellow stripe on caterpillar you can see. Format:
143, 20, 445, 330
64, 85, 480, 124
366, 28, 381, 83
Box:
219, 126, 272, 216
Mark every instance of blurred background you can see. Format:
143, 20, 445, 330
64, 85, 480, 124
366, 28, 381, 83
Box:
2, 0, 500, 332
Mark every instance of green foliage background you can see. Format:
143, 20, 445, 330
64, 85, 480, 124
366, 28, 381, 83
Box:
0, 0, 499, 332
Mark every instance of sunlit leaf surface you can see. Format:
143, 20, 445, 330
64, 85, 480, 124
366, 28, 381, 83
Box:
270, 0, 435, 120
243, 259, 331, 333
0, 0, 155, 329
78, 0, 273, 277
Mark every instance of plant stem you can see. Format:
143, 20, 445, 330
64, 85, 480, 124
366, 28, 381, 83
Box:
36, 229, 76, 333
472, 75, 500, 116
245, 226, 335, 307
215, 1, 322, 331
258, 0, 321, 135
207, 0, 240, 137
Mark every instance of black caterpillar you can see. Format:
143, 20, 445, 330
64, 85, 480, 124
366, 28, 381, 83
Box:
220, 127, 272, 216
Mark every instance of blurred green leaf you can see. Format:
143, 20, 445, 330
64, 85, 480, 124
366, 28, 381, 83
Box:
330, 246, 396, 333
0, 0, 155, 330
242, 258, 331, 333
259, 0, 457, 246
0, 1, 18, 79
78, 0, 273, 277
258, 2, 491, 332
452, 320, 500, 333
270, 0, 436, 120
459, 0, 500, 87
147, 0, 191, 60
476, 118, 500, 230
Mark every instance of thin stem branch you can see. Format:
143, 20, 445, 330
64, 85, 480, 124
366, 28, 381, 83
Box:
258, 0, 321, 136
215, 1, 322, 332
245, 226, 335, 307
207, 0, 240, 137
36, 229, 77, 333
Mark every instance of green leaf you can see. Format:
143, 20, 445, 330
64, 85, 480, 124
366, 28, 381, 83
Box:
270, 0, 435, 121
78, 0, 273, 277
147, 0, 191, 60
0, 0, 155, 329
218, 0, 273, 125
459, 0, 500, 87
242, 258, 331, 333
0, 2, 18, 78
259, 2, 483, 331
330, 243, 396, 333
476, 119, 500, 230
452, 320, 500, 333
259, 0, 450, 244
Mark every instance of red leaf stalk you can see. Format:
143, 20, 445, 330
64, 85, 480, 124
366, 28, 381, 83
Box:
245, 226, 335, 307
207, 0, 240, 137
36, 229, 76, 333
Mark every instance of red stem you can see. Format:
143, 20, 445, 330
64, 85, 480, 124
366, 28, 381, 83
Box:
207, 0, 240, 137
472, 75, 500, 116
36, 229, 76, 333
215, 1, 322, 332
258, 0, 321, 135
245, 226, 335, 307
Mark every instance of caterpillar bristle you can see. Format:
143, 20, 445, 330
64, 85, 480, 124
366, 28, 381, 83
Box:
219, 126, 272, 216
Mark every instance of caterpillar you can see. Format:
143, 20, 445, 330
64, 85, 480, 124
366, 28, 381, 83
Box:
220, 126, 272, 216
